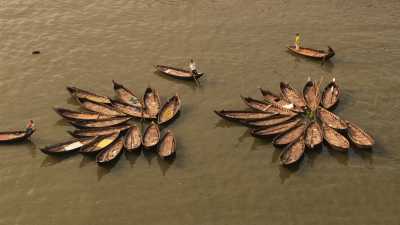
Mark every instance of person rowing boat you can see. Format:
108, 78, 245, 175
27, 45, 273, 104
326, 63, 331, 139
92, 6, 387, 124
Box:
295, 33, 301, 50
189, 59, 198, 76
26, 120, 35, 133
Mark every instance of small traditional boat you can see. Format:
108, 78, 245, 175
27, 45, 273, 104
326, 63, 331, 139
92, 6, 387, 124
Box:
244, 114, 297, 127
143, 87, 161, 118
96, 137, 124, 164
250, 118, 301, 137
80, 100, 125, 116
158, 130, 176, 159
155, 65, 204, 80
259, 88, 303, 113
280, 82, 306, 108
54, 107, 113, 121
142, 122, 161, 149
66, 86, 111, 104
303, 80, 320, 111
317, 107, 347, 130
40, 137, 97, 154
304, 121, 323, 149
112, 80, 141, 107
287, 46, 335, 60
273, 122, 306, 146
214, 110, 276, 122
124, 125, 142, 152
241, 96, 297, 116
80, 133, 120, 153
280, 136, 305, 166
158, 95, 181, 125
70, 116, 131, 128
321, 80, 340, 109
70, 124, 130, 137
346, 121, 374, 148
0, 122, 35, 143
111, 100, 153, 119
322, 123, 349, 151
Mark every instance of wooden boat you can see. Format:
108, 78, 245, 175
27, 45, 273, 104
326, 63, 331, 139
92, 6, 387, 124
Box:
214, 110, 276, 122
304, 121, 323, 149
96, 137, 124, 164
287, 46, 335, 60
260, 88, 303, 113
54, 107, 113, 121
40, 137, 97, 154
69, 124, 130, 137
111, 100, 153, 119
124, 125, 142, 152
321, 80, 340, 109
346, 121, 374, 148
250, 118, 302, 137
155, 65, 204, 80
280, 136, 305, 166
80, 100, 125, 116
70, 116, 131, 128
158, 130, 176, 159
80, 133, 120, 153
322, 123, 349, 151
241, 96, 297, 116
303, 80, 320, 111
66, 86, 111, 104
158, 95, 182, 125
112, 80, 141, 107
273, 122, 306, 146
0, 123, 35, 143
317, 107, 347, 130
142, 122, 161, 149
143, 87, 161, 118
244, 114, 297, 127
280, 82, 306, 108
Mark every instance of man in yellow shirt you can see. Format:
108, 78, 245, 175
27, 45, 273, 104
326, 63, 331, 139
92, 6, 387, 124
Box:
295, 33, 301, 50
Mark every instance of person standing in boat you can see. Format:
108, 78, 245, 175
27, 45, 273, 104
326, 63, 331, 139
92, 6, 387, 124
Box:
26, 120, 35, 133
189, 59, 198, 75
295, 33, 301, 50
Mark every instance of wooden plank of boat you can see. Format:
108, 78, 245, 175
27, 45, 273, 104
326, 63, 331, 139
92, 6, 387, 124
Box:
244, 114, 297, 127
321, 80, 340, 109
280, 82, 306, 108
158, 94, 182, 125
70, 116, 131, 128
80, 133, 120, 153
69, 124, 130, 137
111, 100, 153, 119
66, 86, 111, 104
40, 136, 97, 154
346, 121, 374, 148
112, 80, 142, 107
273, 122, 306, 146
304, 121, 323, 149
214, 110, 276, 122
280, 136, 305, 166
143, 87, 161, 118
317, 107, 347, 130
155, 65, 204, 80
142, 122, 161, 149
80, 100, 125, 116
53, 107, 114, 121
250, 117, 302, 137
303, 80, 320, 111
287, 46, 335, 60
124, 125, 142, 152
260, 88, 304, 113
96, 137, 124, 164
0, 123, 35, 143
158, 130, 176, 159
322, 123, 349, 151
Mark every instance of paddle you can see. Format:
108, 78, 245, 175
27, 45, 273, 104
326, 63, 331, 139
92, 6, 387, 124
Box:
191, 70, 200, 87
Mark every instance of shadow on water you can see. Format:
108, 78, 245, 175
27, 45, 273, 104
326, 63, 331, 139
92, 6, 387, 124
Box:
40, 153, 77, 167
4, 140, 38, 158
279, 160, 302, 184
304, 145, 323, 168
157, 156, 175, 176
287, 50, 335, 74
67, 96, 80, 106
214, 118, 244, 129
249, 136, 273, 152
327, 147, 349, 166
143, 149, 157, 166
97, 158, 119, 181
79, 154, 96, 168
154, 71, 199, 91
234, 129, 252, 148
125, 150, 141, 168
353, 147, 374, 168
55, 119, 71, 127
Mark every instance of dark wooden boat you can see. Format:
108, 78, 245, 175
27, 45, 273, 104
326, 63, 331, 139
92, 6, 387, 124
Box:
40, 137, 97, 154
66, 86, 111, 104
317, 107, 347, 130
0, 123, 35, 143
111, 100, 153, 119
158, 95, 181, 125
322, 123, 349, 151
80, 100, 125, 116
273, 122, 306, 146
70, 116, 131, 128
54, 107, 114, 121
155, 65, 204, 80
158, 130, 176, 159
241, 96, 297, 116
303, 80, 320, 111
244, 114, 297, 127
70, 124, 130, 137
259, 88, 303, 113
321, 80, 340, 109
280, 136, 305, 166
250, 117, 301, 137
80, 133, 120, 153
124, 125, 142, 152
96, 137, 124, 164
346, 121, 374, 148
280, 82, 306, 108
287, 46, 335, 60
214, 110, 276, 122
304, 121, 323, 149
112, 80, 141, 107
143, 87, 161, 118
142, 122, 161, 149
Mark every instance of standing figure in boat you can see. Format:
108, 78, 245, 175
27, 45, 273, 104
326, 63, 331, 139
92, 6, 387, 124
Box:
295, 33, 301, 50
26, 120, 35, 133
189, 59, 198, 76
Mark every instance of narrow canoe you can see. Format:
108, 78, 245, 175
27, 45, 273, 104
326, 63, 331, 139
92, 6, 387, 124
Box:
260, 88, 303, 113
346, 121, 374, 149
317, 107, 347, 130
158, 130, 176, 159
40, 137, 97, 154
96, 137, 124, 164
241, 96, 297, 116
250, 117, 302, 137
142, 122, 161, 149
287, 46, 335, 60
244, 114, 297, 127
321, 80, 340, 109
80, 100, 125, 116
80, 133, 120, 153
304, 121, 323, 149
111, 100, 153, 119
280, 82, 306, 108
158, 95, 182, 125
303, 80, 320, 111
273, 122, 306, 147
0, 123, 35, 143
214, 110, 276, 122
155, 65, 204, 80
280, 136, 305, 166
70, 116, 131, 128
66, 86, 111, 104
322, 123, 349, 151
124, 125, 142, 152
69, 124, 130, 137
112, 80, 142, 107
54, 107, 113, 121
143, 87, 161, 118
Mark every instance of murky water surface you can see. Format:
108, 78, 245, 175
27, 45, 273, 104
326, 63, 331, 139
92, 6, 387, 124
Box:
0, 0, 399, 224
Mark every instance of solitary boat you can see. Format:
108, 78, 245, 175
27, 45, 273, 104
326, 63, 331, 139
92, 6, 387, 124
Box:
158, 130, 176, 159
142, 122, 161, 149
287, 46, 335, 60
124, 125, 142, 152
0, 122, 35, 143
66, 86, 111, 104
155, 65, 204, 80
112, 80, 141, 107
54, 107, 114, 121
40, 137, 97, 154
143, 87, 161, 118
158, 95, 182, 125
96, 137, 124, 164
321, 80, 340, 109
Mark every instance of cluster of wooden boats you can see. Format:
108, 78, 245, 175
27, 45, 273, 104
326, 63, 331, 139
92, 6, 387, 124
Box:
215, 78, 374, 166
40, 81, 181, 164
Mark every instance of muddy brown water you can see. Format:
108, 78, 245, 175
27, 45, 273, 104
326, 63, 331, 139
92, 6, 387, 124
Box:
0, 0, 399, 224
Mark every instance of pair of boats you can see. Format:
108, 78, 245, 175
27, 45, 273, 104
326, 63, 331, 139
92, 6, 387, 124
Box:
0, 121, 35, 143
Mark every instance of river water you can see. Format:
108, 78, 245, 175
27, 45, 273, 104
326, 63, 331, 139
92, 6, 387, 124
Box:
0, 0, 399, 224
